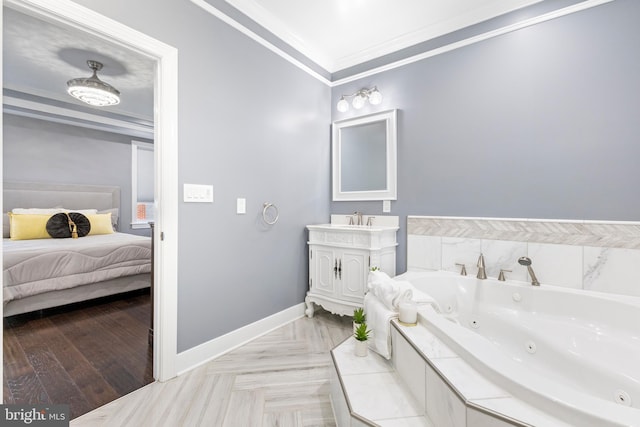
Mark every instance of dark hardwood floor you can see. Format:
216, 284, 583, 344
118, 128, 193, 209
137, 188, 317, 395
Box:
3, 290, 154, 420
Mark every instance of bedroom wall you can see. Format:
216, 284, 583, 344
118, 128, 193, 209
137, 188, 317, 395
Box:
330, 0, 640, 273
3, 114, 152, 237
69, 0, 331, 352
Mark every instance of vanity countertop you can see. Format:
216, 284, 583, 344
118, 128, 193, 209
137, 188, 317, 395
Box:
307, 223, 399, 232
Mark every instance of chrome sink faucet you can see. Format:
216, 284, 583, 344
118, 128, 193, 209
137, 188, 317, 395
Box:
518, 257, 540, 286
476, 253, 487, 279
354, 211, 363, 226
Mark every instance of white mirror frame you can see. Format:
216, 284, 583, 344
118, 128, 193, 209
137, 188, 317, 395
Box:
332, 109, 397, 201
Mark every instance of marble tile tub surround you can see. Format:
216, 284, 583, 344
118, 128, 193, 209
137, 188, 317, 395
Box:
407, 216, 640, 297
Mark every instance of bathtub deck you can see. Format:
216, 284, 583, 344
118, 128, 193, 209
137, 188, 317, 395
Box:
330, 320, 575, 427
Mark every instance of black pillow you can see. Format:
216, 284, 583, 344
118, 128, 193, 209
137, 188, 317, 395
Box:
46, 212, 91, 238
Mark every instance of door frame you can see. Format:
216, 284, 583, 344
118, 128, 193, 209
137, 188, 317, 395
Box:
1, 0, 179, 383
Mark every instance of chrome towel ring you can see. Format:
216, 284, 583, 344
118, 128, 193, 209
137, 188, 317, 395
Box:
262, 202, 279, 225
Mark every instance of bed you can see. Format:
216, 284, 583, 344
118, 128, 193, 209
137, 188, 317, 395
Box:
3, 182, 151, 317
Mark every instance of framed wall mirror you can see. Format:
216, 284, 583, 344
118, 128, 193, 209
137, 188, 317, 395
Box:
332, 109, 397, 201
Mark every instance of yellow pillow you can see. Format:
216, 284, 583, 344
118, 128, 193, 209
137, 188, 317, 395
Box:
87, 213, 114, 235
8, 213, 52, 240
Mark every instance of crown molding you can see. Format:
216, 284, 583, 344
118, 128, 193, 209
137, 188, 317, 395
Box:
190, 0, 331, 85
4, 90, 154, 139
194, 0, 616, 87
331, 0, 615, 86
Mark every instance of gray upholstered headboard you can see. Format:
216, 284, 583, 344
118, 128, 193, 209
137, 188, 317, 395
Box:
3, 182, 120, 212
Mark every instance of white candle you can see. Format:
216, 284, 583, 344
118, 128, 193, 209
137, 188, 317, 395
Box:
399, 301, 417, 324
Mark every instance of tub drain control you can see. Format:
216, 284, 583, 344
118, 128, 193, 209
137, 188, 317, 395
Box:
512, 292, 522, 302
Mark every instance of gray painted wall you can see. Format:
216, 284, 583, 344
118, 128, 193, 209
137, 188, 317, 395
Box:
3, 114, 152, 237
14, 0, 635, 355
71, 0, 331, 352
331, 0, 640, 273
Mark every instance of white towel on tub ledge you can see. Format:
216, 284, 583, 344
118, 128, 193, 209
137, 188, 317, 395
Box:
368, 270, 443, 313
368, 270, 414, 310
364, 292, 397, 359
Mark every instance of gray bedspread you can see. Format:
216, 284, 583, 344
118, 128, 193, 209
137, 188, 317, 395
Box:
3, 232, 151, 304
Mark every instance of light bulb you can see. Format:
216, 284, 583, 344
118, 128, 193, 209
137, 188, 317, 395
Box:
368, 88, 382, 105
336, 97, 349, 112
352, 93, 366, 109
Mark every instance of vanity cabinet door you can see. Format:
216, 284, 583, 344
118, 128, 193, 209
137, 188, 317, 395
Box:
309, 246, 336, 296
339, 250, 368, 301
308, 246, 367, 302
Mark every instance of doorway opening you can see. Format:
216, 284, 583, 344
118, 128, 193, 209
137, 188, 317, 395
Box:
1, 0, 178, 416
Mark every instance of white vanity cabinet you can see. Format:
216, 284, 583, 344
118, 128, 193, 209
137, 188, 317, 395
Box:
305, 219, 398, 317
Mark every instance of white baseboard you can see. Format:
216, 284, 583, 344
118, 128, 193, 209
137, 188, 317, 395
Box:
176, 303, 306, 375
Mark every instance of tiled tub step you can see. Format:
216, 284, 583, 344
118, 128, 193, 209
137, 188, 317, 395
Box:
331, 321, 574, 427
330, 336, 433, 427
389, 320, 573, 427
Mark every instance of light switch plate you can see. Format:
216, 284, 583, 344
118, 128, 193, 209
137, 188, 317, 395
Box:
237, 198, 246, 214
383, 200, 391, 213
184, 183, 213, 203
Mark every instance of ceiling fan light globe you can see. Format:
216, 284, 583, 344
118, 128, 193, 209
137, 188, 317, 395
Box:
66, 60, 121, 107
67, 81, 120, 106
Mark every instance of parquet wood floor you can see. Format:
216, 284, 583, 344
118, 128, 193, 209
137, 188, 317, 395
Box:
71, 309, 352, 427
3, 290, 154, 420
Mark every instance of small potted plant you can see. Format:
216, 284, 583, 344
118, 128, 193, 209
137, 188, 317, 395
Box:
354, 322, 370, 357
353, 307, 366, 333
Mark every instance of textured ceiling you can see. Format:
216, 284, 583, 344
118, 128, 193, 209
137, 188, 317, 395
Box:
3, 7, 155, 120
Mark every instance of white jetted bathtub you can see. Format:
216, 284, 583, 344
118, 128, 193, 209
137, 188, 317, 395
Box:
395, 270, 640, 427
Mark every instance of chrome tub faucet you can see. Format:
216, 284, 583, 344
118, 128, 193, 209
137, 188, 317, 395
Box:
498, 269, 512, 281
455, 263, 467, 276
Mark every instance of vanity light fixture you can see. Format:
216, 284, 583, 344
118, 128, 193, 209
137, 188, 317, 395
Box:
336, 86, 382, 112
67, 60, 120, 107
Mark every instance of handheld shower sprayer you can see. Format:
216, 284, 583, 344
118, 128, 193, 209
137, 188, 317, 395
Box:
518, 257, 540, 286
